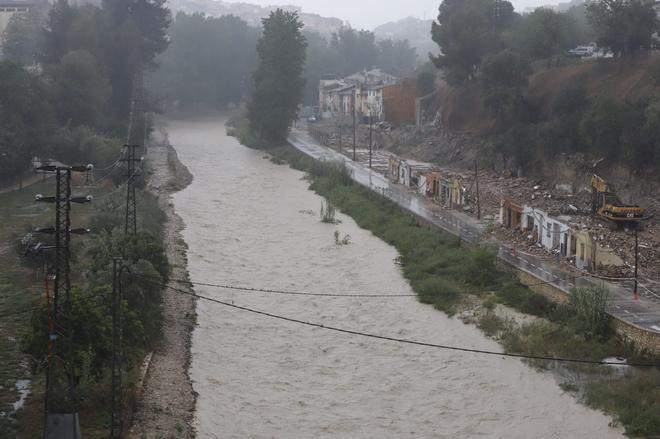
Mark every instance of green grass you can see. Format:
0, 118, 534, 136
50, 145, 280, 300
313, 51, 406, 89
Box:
240, 133, 660, 437
0, 180, 60, 436
584, 371, 660, 436
0, 176, 168, 437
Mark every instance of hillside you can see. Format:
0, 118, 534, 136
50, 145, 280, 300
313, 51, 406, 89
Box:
436, 56, 660, 133
166, 0, 345, 34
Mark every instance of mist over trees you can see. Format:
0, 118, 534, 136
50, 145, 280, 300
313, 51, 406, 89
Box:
303, 27, 417, 104
149, 12, 259, 109
0, 0, 170, 183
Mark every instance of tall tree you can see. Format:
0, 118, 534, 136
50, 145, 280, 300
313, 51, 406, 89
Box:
505, 8, 581, 60
431, 0, 515, 84
48, 50, 111, 127
100, 0, 171, 119
248, 9, 307, 144
586, 0, 658, 56
0, 62, 54, 182
2, 8, 43, 65
330, 27, 379, 75
40, 0, 75, 63
480, 49, 530, 123
377, 39, 417, 76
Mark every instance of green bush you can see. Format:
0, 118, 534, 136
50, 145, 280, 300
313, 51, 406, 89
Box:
569, 285, 613, 339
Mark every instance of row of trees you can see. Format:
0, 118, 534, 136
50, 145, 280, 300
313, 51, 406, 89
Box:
2, 0, 176, 421
0, 0, 170, 183
150, 12, 418, 109
431, 0, 660, 171
432, 0, 659, 85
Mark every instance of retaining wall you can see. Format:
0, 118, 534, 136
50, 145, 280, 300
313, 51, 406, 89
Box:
410, 204, 660, 354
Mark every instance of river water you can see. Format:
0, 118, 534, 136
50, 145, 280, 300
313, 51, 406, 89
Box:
167, 115, 622, 439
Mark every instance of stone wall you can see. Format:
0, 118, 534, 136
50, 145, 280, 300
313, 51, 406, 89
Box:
514, 267, 660, 354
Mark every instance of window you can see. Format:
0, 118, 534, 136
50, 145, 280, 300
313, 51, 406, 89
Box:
547, 222, 551, 238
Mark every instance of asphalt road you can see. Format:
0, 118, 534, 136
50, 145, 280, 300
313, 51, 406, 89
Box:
289, 128, 660, 335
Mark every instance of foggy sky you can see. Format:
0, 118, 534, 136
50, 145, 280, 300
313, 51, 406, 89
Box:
223, 0, 554, 29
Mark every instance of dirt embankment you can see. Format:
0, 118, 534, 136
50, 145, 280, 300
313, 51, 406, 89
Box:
313, 57, 660, 280
128, 125, 196, 438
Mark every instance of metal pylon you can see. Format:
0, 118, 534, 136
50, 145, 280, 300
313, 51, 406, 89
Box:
36, 165, 93, 439
121, 144, 141, 235
110, 258, 124, 437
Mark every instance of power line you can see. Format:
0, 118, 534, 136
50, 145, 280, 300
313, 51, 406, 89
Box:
160, 283, 660, 369
134, 271, 593, 300
162, 277, 416, 298
0, 270, 596, 322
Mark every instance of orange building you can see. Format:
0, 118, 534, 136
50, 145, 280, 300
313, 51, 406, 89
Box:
382, 79, 417, 126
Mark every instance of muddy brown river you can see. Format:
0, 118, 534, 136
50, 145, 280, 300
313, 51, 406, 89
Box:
167, 115, 622, 438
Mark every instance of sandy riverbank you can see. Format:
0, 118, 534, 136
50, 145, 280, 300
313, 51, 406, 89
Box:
128, 125, 197, 438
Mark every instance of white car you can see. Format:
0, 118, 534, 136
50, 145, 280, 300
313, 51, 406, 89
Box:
567, 46, 595, 57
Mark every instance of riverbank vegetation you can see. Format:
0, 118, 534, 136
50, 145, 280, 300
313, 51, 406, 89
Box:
0, 176, 171, 436
0, 0, 174, 436
227, 116, 660, 435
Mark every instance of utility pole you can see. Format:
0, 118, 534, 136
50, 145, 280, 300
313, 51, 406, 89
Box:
634, 229, 639, 301
36, 164, 93, 439
369, 108, 373, 169
339, 121, 342, 154
474, 158, 481, 220
352, 96, 356, 161
111, 258, 130, 438
121, 144, 142, 235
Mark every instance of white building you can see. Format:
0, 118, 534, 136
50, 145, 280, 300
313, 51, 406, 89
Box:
0, 0, 31, 36
319, 69, 398, 121
522, 207, 572, 257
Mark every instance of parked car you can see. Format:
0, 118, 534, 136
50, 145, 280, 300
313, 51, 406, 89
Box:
567, 45, 595, 58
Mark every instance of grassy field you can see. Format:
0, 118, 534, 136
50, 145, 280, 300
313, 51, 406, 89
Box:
248, 136, 660, 437
0, 174, 139, 437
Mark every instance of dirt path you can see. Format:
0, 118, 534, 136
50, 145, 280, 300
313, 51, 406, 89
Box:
128, 126, 196, 438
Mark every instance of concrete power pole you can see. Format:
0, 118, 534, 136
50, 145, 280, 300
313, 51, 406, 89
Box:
352, 95, 357, 161
111, 258, 130, 437
475, 158, 481, 220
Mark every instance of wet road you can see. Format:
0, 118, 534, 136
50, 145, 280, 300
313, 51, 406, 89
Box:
289, 128, 660, 335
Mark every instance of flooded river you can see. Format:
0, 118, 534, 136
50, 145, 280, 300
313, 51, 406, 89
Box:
167, 115, 622, 438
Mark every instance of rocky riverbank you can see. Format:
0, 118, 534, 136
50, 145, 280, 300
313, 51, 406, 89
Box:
128, 124, 197, 438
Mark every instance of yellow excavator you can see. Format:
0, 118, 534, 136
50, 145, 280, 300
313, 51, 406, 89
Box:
591, 175, 646, 226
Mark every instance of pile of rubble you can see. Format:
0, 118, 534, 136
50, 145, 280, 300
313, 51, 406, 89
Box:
305, 118, 660, 283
